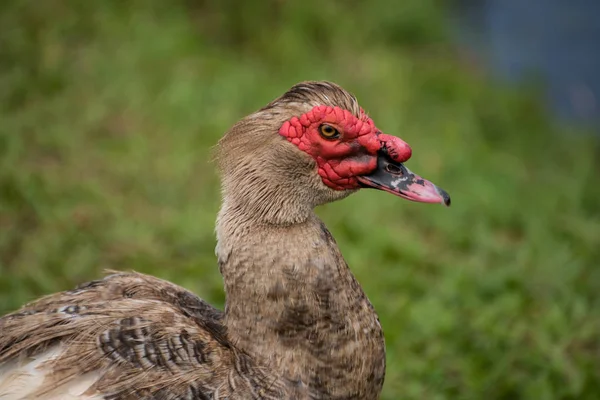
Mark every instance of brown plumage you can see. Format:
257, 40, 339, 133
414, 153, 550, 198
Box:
0, 81, 450, 399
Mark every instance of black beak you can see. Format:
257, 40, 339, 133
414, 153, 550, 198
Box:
357, 152, 451, 206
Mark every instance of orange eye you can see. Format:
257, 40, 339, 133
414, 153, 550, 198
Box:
319, 124, 340, 139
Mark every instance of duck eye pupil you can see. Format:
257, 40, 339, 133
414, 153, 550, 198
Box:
320, 124, 338, 138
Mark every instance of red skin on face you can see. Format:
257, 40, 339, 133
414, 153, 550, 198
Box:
279, 105, 412, 190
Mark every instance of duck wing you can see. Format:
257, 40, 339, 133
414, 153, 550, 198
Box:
0, 272, 287, 399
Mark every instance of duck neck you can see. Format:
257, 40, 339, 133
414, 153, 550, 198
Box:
215, 200, 386, 399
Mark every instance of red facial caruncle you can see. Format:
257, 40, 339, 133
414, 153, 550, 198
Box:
279, 105, 412, 190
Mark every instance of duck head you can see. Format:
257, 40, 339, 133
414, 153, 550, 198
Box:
217, 81, 450, 224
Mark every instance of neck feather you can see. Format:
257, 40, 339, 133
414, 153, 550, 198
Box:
214, 208, 386, 398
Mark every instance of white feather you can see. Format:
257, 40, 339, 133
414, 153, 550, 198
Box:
0, 345, 102, 400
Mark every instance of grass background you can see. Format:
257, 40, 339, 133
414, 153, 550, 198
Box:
1, 1, 599, 399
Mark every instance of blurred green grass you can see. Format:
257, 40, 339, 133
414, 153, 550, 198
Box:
1, 1, 599, 399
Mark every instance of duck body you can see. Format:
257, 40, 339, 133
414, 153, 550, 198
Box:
0, 215, 384, 400
0, 81, 449, 399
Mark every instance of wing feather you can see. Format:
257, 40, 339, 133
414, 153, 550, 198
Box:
0, 272, 289, 399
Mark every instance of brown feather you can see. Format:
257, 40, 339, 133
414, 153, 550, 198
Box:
0, 81, 385, 400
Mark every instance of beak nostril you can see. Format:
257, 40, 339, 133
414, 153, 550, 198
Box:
385, 164, 403, 175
